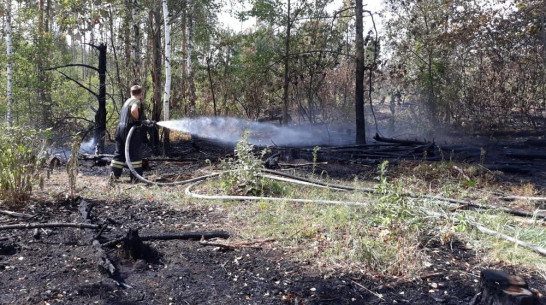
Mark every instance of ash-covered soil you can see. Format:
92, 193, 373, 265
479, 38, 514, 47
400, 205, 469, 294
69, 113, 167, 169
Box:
0, 196, 493, 305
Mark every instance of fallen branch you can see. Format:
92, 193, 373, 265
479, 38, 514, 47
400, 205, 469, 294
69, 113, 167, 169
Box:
140, 231, 231, 241
278, 162, 328, 167
0, 209, 34, 219
474, 223, 546, 256
352, 280, 384, 300
500, 195, 546, 202
0, 222, 100, 231
417, 194, 546, 220
199, 238, 276, 250
101, 230, 231, 247
424, 209, 546, 257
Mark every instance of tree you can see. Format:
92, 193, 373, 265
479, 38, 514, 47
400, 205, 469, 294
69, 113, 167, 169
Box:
355, 0, 365, 143
5, 0, 13, 127
282, 0, 291, 125
46, 44, 108, 153
163, 0, 171, 145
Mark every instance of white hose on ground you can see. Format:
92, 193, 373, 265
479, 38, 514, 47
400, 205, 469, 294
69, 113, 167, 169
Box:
125, 126, 545, 220
124, 126, 219, 185
423, 209, 546, 257
184, 180, 370, 207
125, 125, 546, 257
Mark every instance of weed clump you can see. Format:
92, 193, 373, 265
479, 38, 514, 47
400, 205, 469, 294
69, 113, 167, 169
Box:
220, 132, 282, 196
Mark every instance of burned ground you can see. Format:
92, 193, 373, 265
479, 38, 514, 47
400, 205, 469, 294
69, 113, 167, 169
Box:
1, 135, 546, 304
0, 195, 490, 305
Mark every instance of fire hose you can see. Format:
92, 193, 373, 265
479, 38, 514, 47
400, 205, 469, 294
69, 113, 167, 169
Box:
124, 125, 546, 257
124, 125, 350, 189
125, 125, 546, 219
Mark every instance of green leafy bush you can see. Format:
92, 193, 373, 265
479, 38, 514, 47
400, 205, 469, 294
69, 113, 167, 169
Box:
220, 132, 274, 196
0, 127, 47, 205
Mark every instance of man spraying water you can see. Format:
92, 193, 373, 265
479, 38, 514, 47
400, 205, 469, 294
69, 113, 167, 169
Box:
110, 85, 155, 182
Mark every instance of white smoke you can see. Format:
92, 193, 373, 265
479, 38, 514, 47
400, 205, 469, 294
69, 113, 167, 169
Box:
157, 117, 354, 147
79, 138, 96, 154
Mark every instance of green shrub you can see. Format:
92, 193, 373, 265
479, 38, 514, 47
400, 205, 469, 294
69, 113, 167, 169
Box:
0, 127, 47, 205
220, 131, 276, 196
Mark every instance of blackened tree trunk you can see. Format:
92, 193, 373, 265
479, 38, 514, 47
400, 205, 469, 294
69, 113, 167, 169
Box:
95, 44, 107, 154
355, 0, 366, 144
206, 56, 217, 116
148, 6, 162, 153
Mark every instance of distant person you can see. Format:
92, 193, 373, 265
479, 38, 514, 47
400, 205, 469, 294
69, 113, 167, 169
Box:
110, 85, 154, 182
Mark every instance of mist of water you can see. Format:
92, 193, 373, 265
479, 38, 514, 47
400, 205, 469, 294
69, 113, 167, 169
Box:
79, 138, 96, 154
157, 117, 354, 147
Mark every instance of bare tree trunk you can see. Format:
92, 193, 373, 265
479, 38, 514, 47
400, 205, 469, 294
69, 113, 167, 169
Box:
150, 8, 162, 122
540, 0, 546, 108
162, 0, 171, 148
45, 0, 51, 32
176, 0, 188, 112
132, 0, 141, 84
162, 0, 171, 122
123, 1, 131, 82
109, 6, 126, 108
5, 0, 13, 127
355, 0, 366, 144
282, 0, 291, 125
187, 1, 196, 116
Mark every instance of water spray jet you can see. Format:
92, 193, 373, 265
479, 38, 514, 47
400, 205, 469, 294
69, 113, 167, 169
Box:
156, 116, 354, 147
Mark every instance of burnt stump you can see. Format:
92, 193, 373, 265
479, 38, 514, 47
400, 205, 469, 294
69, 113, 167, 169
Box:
470, 269, 542, 305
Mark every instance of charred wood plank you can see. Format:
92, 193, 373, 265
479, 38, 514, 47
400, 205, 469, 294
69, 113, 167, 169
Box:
0, 222, 100, 231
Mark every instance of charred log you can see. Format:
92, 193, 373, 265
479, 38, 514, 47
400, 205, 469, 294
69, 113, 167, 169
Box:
0, 223, 100, 231
373, 133, 430, 146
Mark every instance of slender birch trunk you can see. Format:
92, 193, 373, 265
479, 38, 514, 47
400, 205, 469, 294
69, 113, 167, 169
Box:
162, 0, 171, 122
6, 0, 13, 127
187, 0, 196, 116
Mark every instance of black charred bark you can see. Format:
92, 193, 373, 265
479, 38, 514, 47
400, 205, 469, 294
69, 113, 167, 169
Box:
95, 43, 107, 154
355, 0, 366, 144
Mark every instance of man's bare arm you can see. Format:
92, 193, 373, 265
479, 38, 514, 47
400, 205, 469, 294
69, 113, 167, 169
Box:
131, 104, 139, 120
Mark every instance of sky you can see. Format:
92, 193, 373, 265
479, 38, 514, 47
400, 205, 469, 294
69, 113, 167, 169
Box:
218, 0, 386, 33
